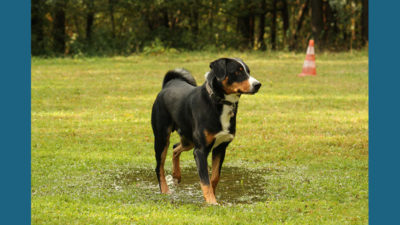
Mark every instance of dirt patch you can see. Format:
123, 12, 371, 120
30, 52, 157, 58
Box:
113, 166, 273, 204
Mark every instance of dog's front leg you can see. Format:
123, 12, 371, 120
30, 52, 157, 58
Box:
193, 148, 217, 204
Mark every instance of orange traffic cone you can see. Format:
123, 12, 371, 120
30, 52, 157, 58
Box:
298, 40, 316, 76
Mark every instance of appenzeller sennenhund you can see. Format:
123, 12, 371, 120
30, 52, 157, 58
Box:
151, 58, 261, 204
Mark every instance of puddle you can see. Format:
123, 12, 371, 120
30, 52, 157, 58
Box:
113, 166, 272, 205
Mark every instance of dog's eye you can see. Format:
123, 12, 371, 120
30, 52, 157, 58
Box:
239, 67, 243, 71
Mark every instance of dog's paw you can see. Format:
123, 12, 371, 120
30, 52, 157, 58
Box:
206, 200, 219, 205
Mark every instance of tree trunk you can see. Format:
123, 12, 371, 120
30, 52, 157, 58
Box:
237, 15, 250, 48
108, 0, 116, 39
53, 0, 67, 55
85, 0, 94, 43
321, 0, 333, 48
162, 8, 169, 28
258, 0, 267, 51
361, 0, 368, 45
290, 0, 309, 50
31, 0, 45, 55
208, 0, 214, 30
271, 0, 277, 50
350, 1, 356, 51
249, 14, 255, 48
281, 0, 289, 48
190, 1, 199, 40
311, 0, 324, 49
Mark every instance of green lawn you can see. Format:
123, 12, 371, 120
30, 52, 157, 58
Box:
31, 51, 368, 224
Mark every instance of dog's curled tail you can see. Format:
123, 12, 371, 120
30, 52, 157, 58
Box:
162, 68, 197, 89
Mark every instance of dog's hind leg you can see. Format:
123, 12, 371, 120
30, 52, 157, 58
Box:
152, 103, 172, 194
172, 143, 182, 183
154, 131, 171, 194
172, 138, 193, 183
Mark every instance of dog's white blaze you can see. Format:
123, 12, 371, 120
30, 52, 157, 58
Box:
232, 58, 260, 90
248, 76, 259, 86
232, 58, 249, 74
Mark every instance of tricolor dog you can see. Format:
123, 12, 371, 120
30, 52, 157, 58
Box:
151, 58, 261, 204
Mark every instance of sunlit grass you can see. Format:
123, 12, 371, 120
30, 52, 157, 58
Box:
32, 51, 368, 224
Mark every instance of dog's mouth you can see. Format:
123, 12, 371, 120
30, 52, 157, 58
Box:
222, 78, 261, 95
229, 79, 262, 95
238, 85, 262, 95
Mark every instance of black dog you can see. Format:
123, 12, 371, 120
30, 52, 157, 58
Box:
151, 58, 261, 204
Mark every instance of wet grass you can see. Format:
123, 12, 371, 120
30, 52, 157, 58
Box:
32, 51, 368, 224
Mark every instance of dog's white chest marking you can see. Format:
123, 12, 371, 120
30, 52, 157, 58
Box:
211, 94, 239, 150
219, 104, 234, 131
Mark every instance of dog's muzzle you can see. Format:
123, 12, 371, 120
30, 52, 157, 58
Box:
249, 76, 262, 94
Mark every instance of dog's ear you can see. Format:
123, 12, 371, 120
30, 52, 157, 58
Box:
210, 58, 227, 81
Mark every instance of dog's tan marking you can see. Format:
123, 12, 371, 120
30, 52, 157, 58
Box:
198, 154, 221, 204
159, 134, 170, 194
211, 155, 221, 195
222, 78, 251, 94
204, 130, 216, 146
172, 142, 193, 183
200, 182, 217, 204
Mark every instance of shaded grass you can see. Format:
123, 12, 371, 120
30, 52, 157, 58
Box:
32, 51, 368, 224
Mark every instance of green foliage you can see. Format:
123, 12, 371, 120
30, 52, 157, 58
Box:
31, 0, 369, 56
32, 51, 368, 224
143, 38, 179, 55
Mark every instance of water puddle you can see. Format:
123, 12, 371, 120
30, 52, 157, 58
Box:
114, 166, 272, 205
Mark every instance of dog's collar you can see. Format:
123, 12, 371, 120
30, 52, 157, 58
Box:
205, 81, 237, 107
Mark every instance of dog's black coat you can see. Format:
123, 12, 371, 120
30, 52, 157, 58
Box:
151, 58, 261, 203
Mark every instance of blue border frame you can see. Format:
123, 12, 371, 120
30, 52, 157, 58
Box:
369, 1, 400, 224
1, 1, 399, 224
0, 1, 31, 224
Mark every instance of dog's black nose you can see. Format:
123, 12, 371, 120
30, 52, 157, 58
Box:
254, 82, 261, 92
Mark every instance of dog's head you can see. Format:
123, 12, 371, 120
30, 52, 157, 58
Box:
208, 58, 261, 95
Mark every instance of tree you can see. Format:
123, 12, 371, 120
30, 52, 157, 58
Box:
290, 0, 309, 50
361, 0, 368, 45
311, 0, 324, 49
31, 0, 45, 55
237, 14, 251, 48
270, 0, 278, 50
31, 0, 369, 55
190, 0, 200, 40
281, 0, 289, 48
53, 0, 67, 55
257, 0, 267, 51
85, 0, 94, 43
108, 0, 116, 39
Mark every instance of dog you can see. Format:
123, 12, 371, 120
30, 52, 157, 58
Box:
151, 58, 261, 204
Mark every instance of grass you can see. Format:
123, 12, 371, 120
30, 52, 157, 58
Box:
31, 51, 368, 224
